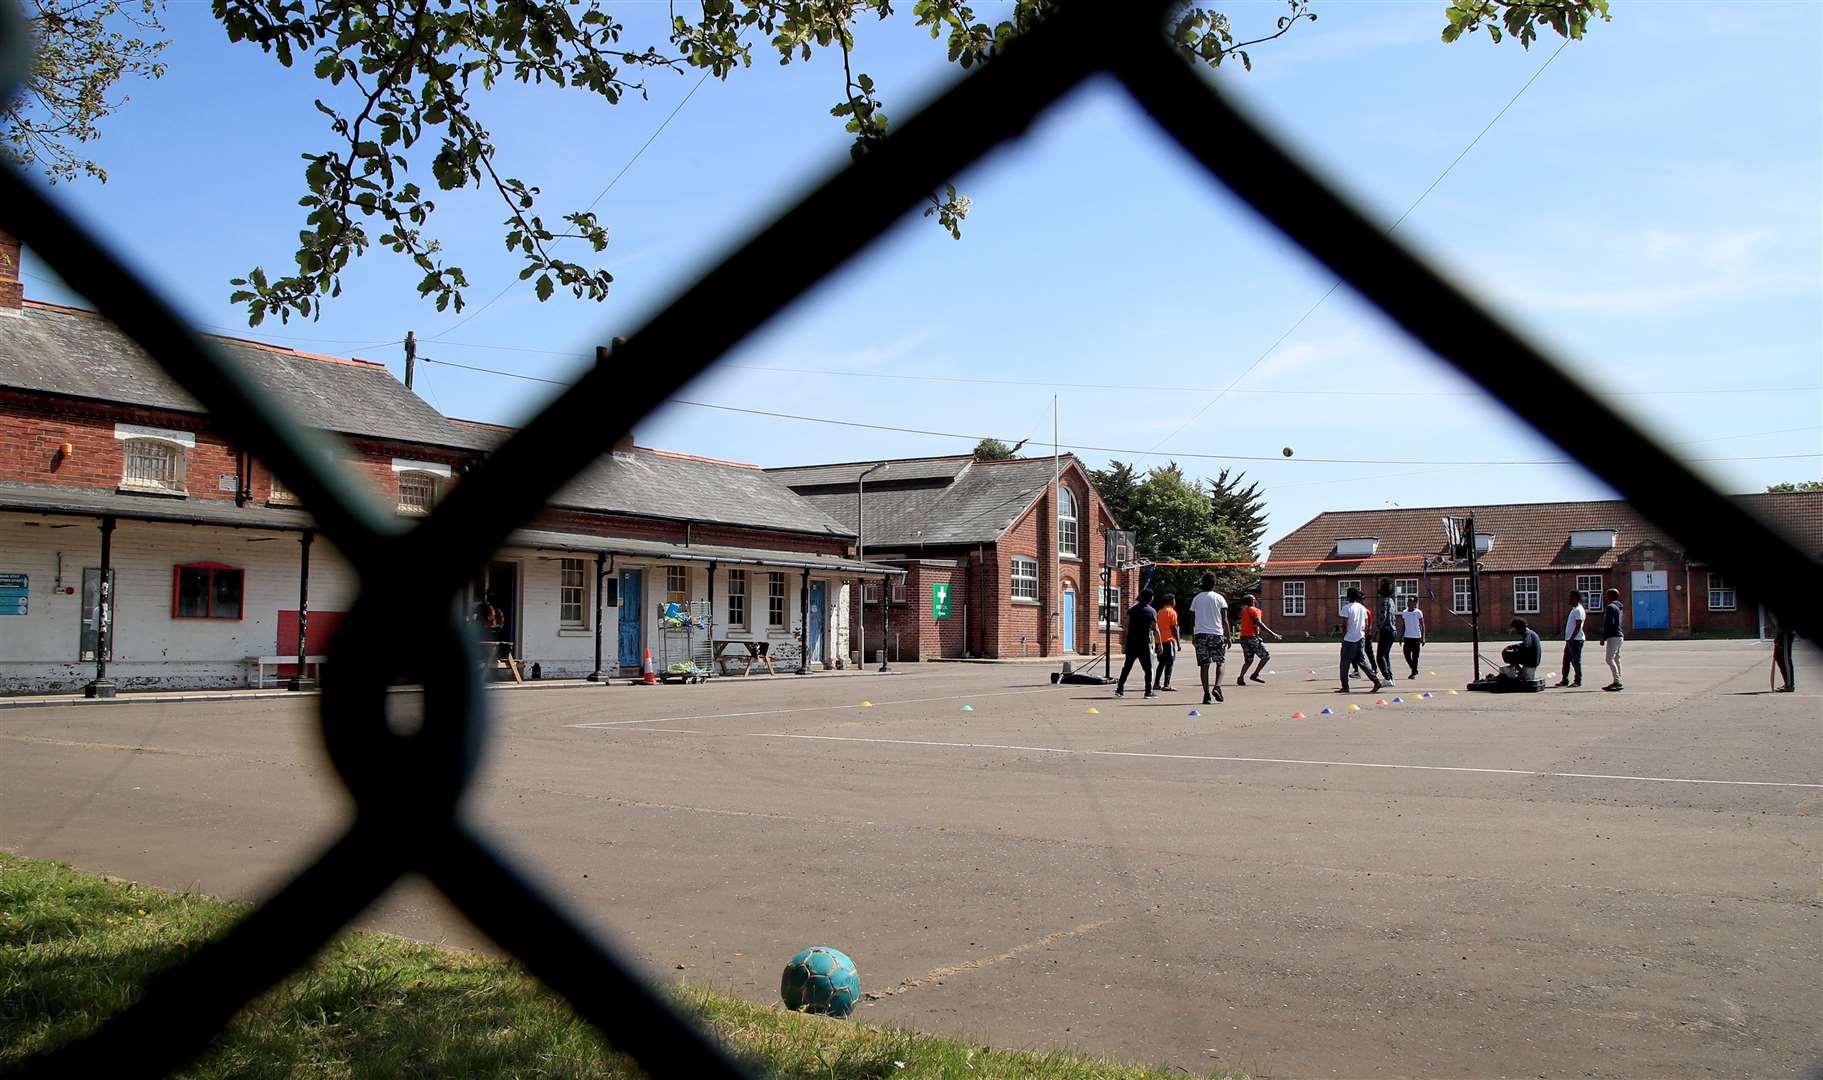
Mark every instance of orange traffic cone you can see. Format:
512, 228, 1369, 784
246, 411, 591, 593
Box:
641, 647, 658, 685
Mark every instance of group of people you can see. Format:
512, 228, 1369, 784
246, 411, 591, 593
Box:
1115, 573, 1283, 706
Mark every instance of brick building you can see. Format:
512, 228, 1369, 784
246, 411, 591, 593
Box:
0, 233, 899, 693
1260, 495, 1823, 642
768, 454, 1136, 660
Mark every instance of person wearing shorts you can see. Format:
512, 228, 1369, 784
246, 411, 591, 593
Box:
1234, 594, 1280, 686
1189, 572, 1228, 705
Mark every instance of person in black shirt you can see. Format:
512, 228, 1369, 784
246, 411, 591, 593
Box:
1501, 617, 1542, 679
1115, 589, 1159, 699
1600, 587, 1625, 691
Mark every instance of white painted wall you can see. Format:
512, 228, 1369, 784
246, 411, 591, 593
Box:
0, 515, 356, 693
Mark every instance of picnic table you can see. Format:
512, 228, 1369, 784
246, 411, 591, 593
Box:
711, 639, 776, 676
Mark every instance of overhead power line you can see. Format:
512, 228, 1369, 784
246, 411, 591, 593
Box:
416, 355, 1820, 468
1147, 38, 1572, 452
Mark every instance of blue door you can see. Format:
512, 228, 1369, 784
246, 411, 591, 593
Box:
618, 569, 643, 668
1630, 571, 1668, 630
808, 581, 826, 665
1633, 590, 1668, 631
1062, 588, 1076, 652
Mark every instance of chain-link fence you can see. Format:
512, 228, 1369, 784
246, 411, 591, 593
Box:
2, 1, 1816, 1076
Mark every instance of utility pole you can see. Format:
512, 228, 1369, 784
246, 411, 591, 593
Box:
1052, 395, 1060, 655
403, 331, 416, 389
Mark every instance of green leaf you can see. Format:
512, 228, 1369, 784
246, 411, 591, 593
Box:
535, 273, 554, 302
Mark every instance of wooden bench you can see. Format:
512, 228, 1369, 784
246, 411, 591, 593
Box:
711, 639, 775, 676
249, 655, 328, 688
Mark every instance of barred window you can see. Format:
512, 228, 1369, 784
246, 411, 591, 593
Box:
1282, 581, 1306, 617
122, 438, 186, 494
727, 569, 747, 627
1010, 557, 1039, 601
559, 558, 586, 628
1513, 576, 1541, 615
767, 572, 786, 627
397, 471, 440, 515
1707, 573, 1735, 611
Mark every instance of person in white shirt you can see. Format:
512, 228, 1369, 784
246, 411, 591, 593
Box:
1558, 589, 1587, 688
1189, 572, 1229, 706
1399, 596, 1425, 679
1338, 586, 1382, 693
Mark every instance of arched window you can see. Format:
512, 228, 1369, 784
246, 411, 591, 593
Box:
1057, 486, 1079, 557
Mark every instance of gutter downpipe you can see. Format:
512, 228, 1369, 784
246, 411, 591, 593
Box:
856, 462, 885, 668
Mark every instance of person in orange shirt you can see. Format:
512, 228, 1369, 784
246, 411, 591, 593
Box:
1154, 593, 1181, 692
1234, 593, 1282, 686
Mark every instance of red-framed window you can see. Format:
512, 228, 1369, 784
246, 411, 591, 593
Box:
173, 563, 245, 620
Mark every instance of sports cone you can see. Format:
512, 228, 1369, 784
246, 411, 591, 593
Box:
1446, 689, 1458, 695
1319, 707, 1333, 716
641, 647, 658, 685
1188, 709, 1201, 717
1086, 707, 1100, 715
1391, 696, 1404, 704
1374, 698, 1388, 706
1347, 703, 1361, 712
1291, 711, 1307, 719
860, 700, 873, 707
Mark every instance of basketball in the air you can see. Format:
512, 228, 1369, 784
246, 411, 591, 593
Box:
780, 946, 861, 1017
1282, 446, 1294, 457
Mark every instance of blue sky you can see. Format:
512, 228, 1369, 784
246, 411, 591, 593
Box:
15, 1, 1822, 548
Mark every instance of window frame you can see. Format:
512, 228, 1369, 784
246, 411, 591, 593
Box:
266, 471, 300, 507
1336, 578, 1361, 616
396, 470, 441, 515
890, 579, 907, 604
1513, 575, 1541, 615
171, 562, 244, 621
1575, 575, 1602, 606
1452, 577, 1474, 614
1391, 578, 1420, 605
558, 558, 587, 629
726, 569, 748, 628
1057, 486, 1079, 558
1009, 556, 1039, 602
766, 571, 787, 628
1098, 583, 1121, 627
1706, 572, 1736, 611
121, 437, 188, 495
665, 565, 688, 605
862, 582, 881, 605
1282, 580, 1306, 617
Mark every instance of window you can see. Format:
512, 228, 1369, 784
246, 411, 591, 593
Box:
1010, 556, 1039, 601
1057, 487, 1079, 557
1282, 581, 1306, 617
559, 558, 586, 628
862, 582, 880, 604
1392, 578, 1419, 605
727, 569, 747, 627
397, 471, 440, 515
891, 579, 907, 604
1099, 584, 1121, 625
767, 572, 787, 628
1707, 572, 1736, 611
1513, 576, 1540, 615
1452, 577, 1474, 614
666, 566, 688, 605
172, 563, 243, 619
267, 472, 299, 506
122, 438, 186, 494
1336, 579, 1361, 615
1576, 575, 1602, 605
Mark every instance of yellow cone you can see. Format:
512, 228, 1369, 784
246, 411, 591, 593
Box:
1346, 703, 1361, 712
860, 700, 873, 707
1446, 689, 1458, 695
1086, 707, 1100, 715
1428, 671, 1437, 676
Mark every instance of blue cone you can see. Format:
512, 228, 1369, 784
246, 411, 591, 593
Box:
1188, 709, 1200, 717
1319, 707, 1333, 716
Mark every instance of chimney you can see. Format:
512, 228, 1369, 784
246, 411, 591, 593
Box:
0, 230, 22, 316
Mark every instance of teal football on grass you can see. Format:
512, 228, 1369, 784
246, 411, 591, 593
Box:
780, 946, 860, 1018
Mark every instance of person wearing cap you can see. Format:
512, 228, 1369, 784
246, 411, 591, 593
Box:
1338, 586, 1382, 693
1234, 593, 1280, 686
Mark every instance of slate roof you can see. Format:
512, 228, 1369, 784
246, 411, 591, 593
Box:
765, 455, 974, 488
0, 302, 493, 451
773, 455, 1075, 547
547, 447, 856, 539
1263, 493, 1823, 575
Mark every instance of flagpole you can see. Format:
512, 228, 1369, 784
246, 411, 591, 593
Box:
1053, 395, 1060, 656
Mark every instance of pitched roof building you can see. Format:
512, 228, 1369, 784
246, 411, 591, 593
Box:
1259, 494, 1822, 639
769, 454, 1135, 660
0, 242, 899, 693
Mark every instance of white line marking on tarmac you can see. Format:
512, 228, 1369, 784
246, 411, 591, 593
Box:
631, 729, 1823, 790
564, 686, 1059, 728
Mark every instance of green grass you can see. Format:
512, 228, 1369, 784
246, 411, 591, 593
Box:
0, 853, 1235, 1079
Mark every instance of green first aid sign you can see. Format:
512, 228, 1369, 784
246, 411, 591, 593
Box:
931, 582, 951, 620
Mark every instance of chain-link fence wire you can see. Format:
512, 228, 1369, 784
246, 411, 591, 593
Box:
2, 0, 1817, 1075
